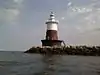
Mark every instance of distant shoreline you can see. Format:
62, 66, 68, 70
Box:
25, 46, 100, 56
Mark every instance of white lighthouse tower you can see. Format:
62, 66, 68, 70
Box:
46, 12, 59, 40
41, 12, 63, 46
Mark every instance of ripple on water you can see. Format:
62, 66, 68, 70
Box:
0, 52, 100, 75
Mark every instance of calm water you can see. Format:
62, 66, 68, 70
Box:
0, 51, 100, 75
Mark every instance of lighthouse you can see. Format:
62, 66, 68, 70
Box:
41, 12, 63, 46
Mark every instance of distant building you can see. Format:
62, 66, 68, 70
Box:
41, 12, 63, 46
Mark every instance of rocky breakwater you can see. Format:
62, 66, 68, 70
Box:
24, 46, 100, 56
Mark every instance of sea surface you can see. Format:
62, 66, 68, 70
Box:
0, 51, 100, 75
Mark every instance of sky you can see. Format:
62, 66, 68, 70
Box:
0, 0, 100, 51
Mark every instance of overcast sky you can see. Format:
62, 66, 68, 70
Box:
0, 0, 100, 51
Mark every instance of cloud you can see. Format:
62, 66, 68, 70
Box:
55, 0, 100, 45
65, 1, 100, 33
0, 0, 100, 50
67, 2, 72, 7
13, 0, 23, 3
2, 8, 19, 22
71, 7, 92, 13
92, 28, 100, 32
61, 17, 65, 20
0, 0, 24, 25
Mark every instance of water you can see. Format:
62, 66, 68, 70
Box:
0, 51, 100, 75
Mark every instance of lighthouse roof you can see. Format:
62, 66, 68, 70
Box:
46, 12, 59, 24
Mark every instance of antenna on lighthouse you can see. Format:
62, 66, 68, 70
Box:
50, 11, 54, 17
49, 11, 55, 20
